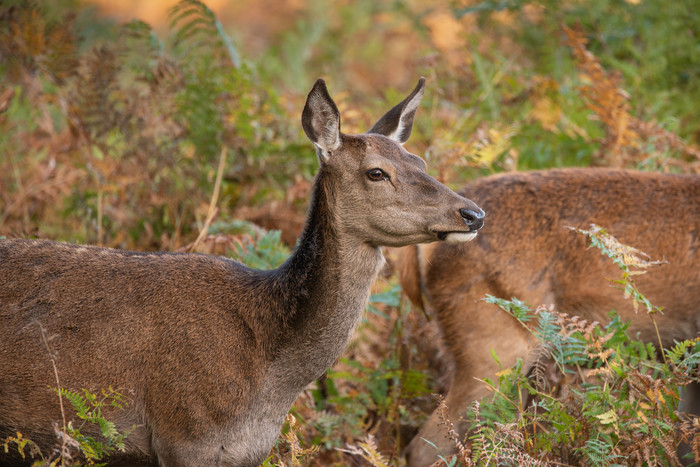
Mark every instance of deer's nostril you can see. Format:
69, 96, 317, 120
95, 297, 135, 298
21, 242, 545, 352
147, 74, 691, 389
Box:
459, 208, 485, 230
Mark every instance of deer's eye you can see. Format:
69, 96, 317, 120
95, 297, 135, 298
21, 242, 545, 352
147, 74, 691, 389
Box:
366, 168, 387, 181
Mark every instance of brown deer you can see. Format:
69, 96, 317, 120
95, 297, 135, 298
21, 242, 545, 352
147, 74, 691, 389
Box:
0, 78, 485, 466
396, 168, 700, 466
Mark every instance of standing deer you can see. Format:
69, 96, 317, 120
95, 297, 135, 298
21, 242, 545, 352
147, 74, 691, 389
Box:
0, 78, 485, 466
396, 168, 700, 466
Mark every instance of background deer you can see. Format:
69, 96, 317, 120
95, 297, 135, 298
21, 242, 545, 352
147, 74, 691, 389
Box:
0, 78, 484, 466
396, 168, 700, 466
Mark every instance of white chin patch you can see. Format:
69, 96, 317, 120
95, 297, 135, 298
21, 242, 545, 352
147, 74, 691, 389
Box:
444, 231, 477, 243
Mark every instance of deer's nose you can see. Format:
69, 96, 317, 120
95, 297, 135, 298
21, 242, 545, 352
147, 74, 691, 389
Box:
460, 208, 485, 231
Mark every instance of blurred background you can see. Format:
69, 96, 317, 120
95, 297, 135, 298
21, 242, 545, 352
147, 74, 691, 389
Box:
1, 0, 699, 464
2, 0, 698, 250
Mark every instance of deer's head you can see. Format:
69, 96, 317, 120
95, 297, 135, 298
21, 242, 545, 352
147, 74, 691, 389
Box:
302, 78, 484, 247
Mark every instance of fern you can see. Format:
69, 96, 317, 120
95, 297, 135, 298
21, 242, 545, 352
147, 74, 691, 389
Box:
60, 388, 91, 420
484, 295, 532, 323
571, 224, 665, 316
338, 434, 390, 467
460, 267, 696, 464
168, 2, 254, 163
168, 0, 239, 66
533, 310, 559, 345
54, 387, 131, 464
231, 229, 290, 270
0, 2, 79, 81
119, 19, 163, 79
666, 339, 700, 375
575, 438, 625, 465
1, 431, 43, 463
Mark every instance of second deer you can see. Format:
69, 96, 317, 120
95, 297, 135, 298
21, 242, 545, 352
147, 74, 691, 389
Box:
396, 168, 700, 466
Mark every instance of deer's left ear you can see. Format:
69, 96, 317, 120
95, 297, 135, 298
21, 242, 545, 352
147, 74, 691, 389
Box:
367, 77, 425, 145
302, 79, 342, 164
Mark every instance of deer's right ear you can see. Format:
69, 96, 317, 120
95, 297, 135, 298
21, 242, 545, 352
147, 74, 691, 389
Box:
367, 77, 426, 145
302, 79, 342, 164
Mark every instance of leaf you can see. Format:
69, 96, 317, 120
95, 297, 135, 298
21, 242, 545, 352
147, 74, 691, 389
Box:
596, 409, 618, 425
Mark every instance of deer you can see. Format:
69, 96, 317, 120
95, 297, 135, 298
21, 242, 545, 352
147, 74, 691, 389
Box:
395, 168, 700, 466
0, 78, 485, 466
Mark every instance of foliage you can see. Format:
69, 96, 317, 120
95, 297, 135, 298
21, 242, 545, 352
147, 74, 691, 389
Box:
437, 302, 699, 466
52, 387, 130, 465
338, 434, 390, 467
422, 0, 700, 180
2, 432, 43, 465
3, 0, 699, 247
231, 229, 291, 270
261, 414, 320, 467
0, 0, 312, 248
571, 224, 666, 316
1, 309, 130, 466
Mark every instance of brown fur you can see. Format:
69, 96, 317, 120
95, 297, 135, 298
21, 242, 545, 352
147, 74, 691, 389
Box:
0, 79, 484, 467
397, 168, 700, 466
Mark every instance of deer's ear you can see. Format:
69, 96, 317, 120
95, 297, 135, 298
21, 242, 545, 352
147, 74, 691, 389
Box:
302, 79, 342, 164
367, 77, 425, 145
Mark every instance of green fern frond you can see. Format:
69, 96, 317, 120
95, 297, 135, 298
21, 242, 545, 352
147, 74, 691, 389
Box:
119, 20, 162, 75
575, 438, 625, 465
533, 311, 560, 345
484, 295, 533, 323
58, 388, 91, 419
666, 339, 700, 372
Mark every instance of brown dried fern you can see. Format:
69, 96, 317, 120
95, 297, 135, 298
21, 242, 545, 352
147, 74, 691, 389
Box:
338, 434, 390, 467
563, 25, 700, 171
433, 393, 474, 466
0, 3, 78, 82
279, 414, 320, 467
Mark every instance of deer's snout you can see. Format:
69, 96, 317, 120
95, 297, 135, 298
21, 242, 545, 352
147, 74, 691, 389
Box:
460, 208, 485, 231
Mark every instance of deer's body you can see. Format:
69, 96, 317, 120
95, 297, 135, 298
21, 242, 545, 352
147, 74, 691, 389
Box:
0, 79, 484, 466
398, 168, 700, 466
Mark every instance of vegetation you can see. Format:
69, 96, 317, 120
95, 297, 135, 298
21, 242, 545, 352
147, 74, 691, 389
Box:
1, 0, 699, 465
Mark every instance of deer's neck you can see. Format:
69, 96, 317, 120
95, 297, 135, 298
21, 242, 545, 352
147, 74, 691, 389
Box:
265, 169, 383, 391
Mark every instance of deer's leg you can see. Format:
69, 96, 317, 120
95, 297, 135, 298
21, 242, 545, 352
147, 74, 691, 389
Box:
405, 287, 534, 466
404, 373, 488, 466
